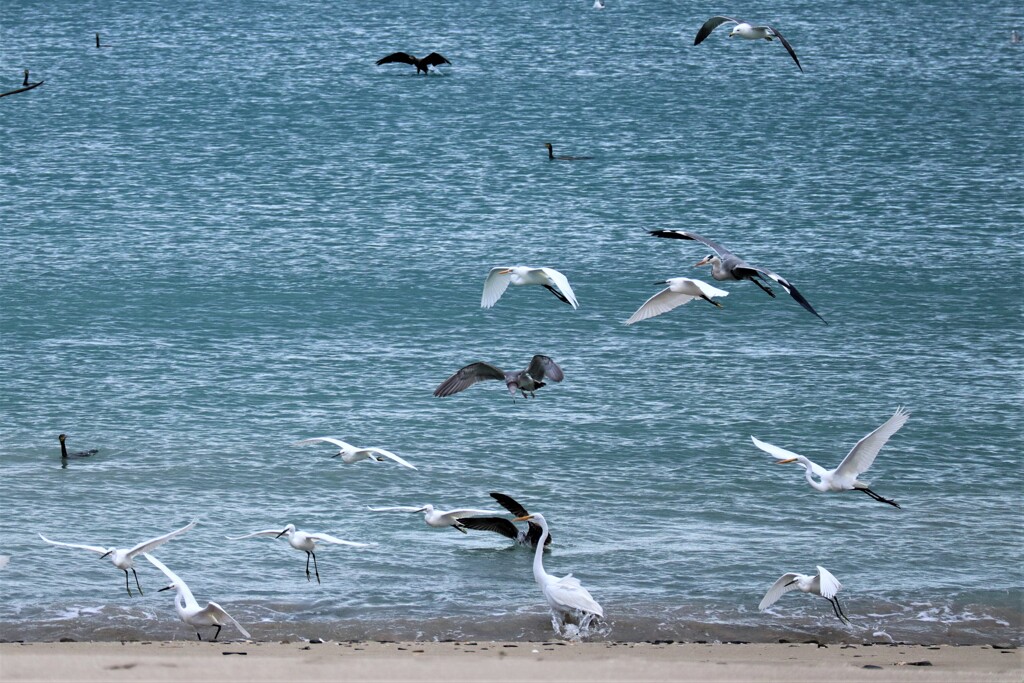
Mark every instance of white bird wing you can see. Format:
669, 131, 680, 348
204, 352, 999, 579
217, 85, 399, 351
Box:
481, 267, 513, 308
625, 287, 699, 325
225, 528, 288, 541
38, 534, 108, 555
291, 436, 354, 450
366, 505, 424, 513
549, 573, 604, 617
539, 268, 579, 309
126, 519, 197, 557
694, 16, 739, 45
308, 532, 374, 547
445, 508, 503, 518
834, 406, 910, 480
201, 601, 251, 639
142, 552, 182, 585
750, 436, 830, 479
362, 447, 417, 470
758, 572, 802, 610
816, 566, 842, 599
691, 279, 730, 299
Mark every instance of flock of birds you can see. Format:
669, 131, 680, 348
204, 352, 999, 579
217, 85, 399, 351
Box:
25, 12, 919, 642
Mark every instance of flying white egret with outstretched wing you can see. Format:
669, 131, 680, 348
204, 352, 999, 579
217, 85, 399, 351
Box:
291, 436, 416, 470
752, 406, 910, 508
227, 523, 373, 584
625, 277, 729, 324
366, 504, 502, 533
39, 519, 197, 596
482, 266, 579, 309
759, 565, 849, 623
144, 553, 250, 641
514, 512, 602, 638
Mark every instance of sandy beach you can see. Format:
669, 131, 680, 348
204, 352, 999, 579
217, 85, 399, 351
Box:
0, 641, 1019, 683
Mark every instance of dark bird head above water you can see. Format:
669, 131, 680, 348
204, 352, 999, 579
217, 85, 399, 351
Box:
375, 51, 451, 75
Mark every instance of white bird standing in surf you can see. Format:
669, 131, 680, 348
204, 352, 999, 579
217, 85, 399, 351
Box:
514, 512, 603, 638
227, 523, 373, 584
366, 504, 503, 533
693, 16, 803, 71
38, 519, 197, 596
752, 406, 910, 508
759, 565, 850, 624
291, 436, 417, 470
624, 277, 729, 324
144, 553, 251, 641
481, 266, 579, 309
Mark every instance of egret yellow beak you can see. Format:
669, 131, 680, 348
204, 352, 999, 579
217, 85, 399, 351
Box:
513, 514, 534, 522
499, 268, 513, 274
775, 458, 798, 464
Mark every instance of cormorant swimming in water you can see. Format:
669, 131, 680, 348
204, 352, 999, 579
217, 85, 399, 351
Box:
60, 433, 98, 460
545, 142, 593, 161
375, 52, 451, 75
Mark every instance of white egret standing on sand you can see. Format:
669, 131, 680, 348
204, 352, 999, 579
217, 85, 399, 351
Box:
759, 565, 849, 624
624, 277, 729, 324
38, 519, 197, 596
752, 406, 909, 508
693, 16, 803, 72
144, 553, 250, 641
481, 266, 579, 309
366, 504, 502, 533
291, 436, 417, 470
227, 523, 373, 584
514, 512, 603, 637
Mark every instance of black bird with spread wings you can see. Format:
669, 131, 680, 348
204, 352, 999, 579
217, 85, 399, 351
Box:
375, 51, 451, 75
458, 493, 552, 549
649, 230, 826, 324
433, 354, 564, 400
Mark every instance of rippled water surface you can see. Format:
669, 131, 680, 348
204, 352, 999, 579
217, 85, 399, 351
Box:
0, 0, 1021, 644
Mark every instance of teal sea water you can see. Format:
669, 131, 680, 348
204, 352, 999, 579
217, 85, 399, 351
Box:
1, 0, 1021, 644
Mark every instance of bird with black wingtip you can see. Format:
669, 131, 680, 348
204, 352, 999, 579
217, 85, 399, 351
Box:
376, 51, 450, 75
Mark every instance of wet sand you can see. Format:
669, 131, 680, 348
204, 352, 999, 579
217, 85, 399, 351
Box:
0, 640, 1020, 682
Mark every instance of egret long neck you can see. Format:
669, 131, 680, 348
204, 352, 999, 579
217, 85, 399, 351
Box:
802, 463, 829, 491
531, 523, 549, 585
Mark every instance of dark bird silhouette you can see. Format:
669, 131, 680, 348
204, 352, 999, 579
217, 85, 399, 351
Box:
375, 51, 450, 75
545, 142, 592, 161
59, 433, 98, 460
693, 16, 802, 72
0, 69, 43, 98
458, 493, 553, 549
433, 355, 564, 400
648, 229, 827, 324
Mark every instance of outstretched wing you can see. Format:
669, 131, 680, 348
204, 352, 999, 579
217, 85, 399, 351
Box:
538, 268, 579, 309
766, 26, 803, 71
443, 508, 503, 518
758, 572, 802, 610
127, 519, 197, 557
750, 436, 830, 479
142, 552, 182, 584
422, 52, 450, 67
308, 532, 374, 547
38, 534, 107, 555
489, 492, 530, 517
625, 286, 700, 325
816, 566, 842, 599
834, 406, 910, 480
433, 362, 506, 397
366, 505, 424, 513
376, 52, 416, 66
526, 355, 564, 383
457, 517, 522, 541
740, 265, 826, 324
225, 528, 288, 541
291, 436, 354, 451
694, 16, 740, 45
481, 267, 513, 308
362, 447, 417, 470
202, 601, 251, 639
648, 230, 734, 259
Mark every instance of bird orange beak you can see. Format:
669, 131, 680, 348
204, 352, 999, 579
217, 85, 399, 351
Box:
695, 257, 712, 267
775, 458, 797, 464
499, 268, 512, 274
513, 514, 534, 522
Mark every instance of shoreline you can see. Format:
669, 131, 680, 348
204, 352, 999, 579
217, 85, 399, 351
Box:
0, 641, 1020, 683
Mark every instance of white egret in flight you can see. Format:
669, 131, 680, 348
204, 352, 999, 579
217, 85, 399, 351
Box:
227, 523, 373, 584
144, 553, 250, 641
366, 504, 502, 533
624, 277, 729, 324
291, 436, 417, 470
515, 512, 603, 637
752, 406, 909, 508
39, 519, 197, 596
759, 565, 849, 624
482, 266, 579, 309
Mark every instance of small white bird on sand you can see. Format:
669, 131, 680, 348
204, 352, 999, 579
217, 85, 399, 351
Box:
625, 277, 729, 324
227, 523, 373, 584
482, 266, 579, 309
515, 512, 603, 638
693, 16, 803, 71
759, 565, 849, 623
145, 553, 251, 641
39, 519, 197, 596
752, 406, 909, 509
366, 504, 503, 533
291, 436, 417, 470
